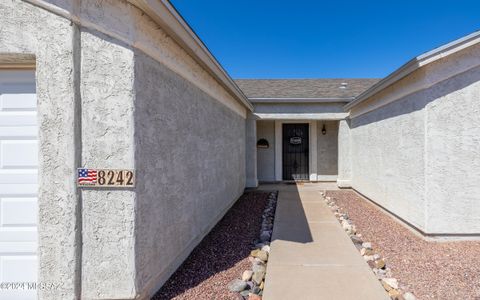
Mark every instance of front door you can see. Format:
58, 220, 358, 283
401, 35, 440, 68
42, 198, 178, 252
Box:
282, 124, 309, 180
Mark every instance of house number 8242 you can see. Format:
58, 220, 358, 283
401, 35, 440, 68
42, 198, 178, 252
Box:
77, 168, 135, 187
98, 170, 134, 186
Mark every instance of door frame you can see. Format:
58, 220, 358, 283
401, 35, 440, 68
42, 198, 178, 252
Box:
274, 120, 317, 181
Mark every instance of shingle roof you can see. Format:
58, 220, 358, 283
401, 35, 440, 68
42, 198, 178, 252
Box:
235, 79, 380, 99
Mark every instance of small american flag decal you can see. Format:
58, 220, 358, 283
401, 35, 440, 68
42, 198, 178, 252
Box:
78, 168, 97, 185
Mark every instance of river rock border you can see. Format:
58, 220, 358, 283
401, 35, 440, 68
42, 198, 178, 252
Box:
228, 191, 278, 300
320, 192, 417, 300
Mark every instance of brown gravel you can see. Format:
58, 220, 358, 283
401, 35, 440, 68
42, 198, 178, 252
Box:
326, 190, 480, 300
152, 191, 269, 300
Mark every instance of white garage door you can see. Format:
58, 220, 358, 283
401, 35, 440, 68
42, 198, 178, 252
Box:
0, 70, 37, 300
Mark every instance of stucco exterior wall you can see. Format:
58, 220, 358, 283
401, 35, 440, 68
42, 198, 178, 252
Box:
0, 1, 80, 299
316, 121, 338, 179
349, 43, 480, 235
134, 51, 246, 297
245, 113, 258, 187
257, 120, 276, 181
424, 65, 480, 234
350, 93, 427, 230
1, 0, 249, 299
79, 30, 137, 299
337, 119, 352, 187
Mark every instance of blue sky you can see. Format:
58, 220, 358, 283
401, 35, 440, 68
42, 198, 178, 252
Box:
170, 0, 480, 79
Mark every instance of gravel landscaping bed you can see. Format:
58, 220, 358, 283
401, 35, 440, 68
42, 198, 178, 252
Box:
325, 189, 480, 300
152, 191, 272, 300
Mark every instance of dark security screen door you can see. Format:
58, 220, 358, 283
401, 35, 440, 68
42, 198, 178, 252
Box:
282, 124, 309, 180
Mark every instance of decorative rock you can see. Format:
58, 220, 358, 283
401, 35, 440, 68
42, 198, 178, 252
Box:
403, 292, 417, 300
261, 245, 271, 253
254, 257, 264, 264
227, 279, 248, 292
362, 242, 372, 249
252, 270, 265, 285
260, 231, 271, 242
251, 285, 261, 294
242, 270, 253, 281
350, 235, 363, 244
373, 254, 381, 260
255, 243, 265, 249
252, 263, 266, 274
381, 281, 392, 292
240, 290, 250, 297
259, 281, 265, 290
360, 248, 374, 256
363, 255, 375, 261
377, 268, 387, 276
381, 278, 399, 290
388, 289, 402, 299
250, 249, 260, 257
342, 223, 353, 232
349, 225, 357, 235
252, 250, 268, 262
248, 294, 262, 300
375, 259, 386, 269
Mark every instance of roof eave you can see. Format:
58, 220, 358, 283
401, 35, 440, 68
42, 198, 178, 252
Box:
344, 58, 420, 110
345, 30, 480, 111
127, 0, 254, 111
249, 97, 354, 103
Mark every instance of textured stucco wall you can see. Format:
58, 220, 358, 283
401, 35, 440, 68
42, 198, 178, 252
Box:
257, 121, 276, 181
0, 1, 80, 299
350, 93, 426, 230
316, 121, 338, 178
245, 112, 258, 187
349, 43, 480, 235
337, 119, 352, 187
79, 30, 137, 298
1, 0, 249, 299
134, 51, 246, 297
424, 65, 480, 234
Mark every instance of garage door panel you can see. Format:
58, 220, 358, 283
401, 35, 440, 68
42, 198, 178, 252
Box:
0, 242, 37, 253
0, 184, 38, 197
0, 126, 37, 139
0, 81, 35, 92
0, 256, 37, 281
0, 70, 37, 300
0, 140, 38, 168
0, 92, 36, 110
0, 184, 37, 196
0, 170, 37, 184
0, 230, 37, 243
1, 198, 37, 226
0, 112, 37, 126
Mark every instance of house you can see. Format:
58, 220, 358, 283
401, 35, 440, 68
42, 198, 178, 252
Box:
0, 0, 479, 299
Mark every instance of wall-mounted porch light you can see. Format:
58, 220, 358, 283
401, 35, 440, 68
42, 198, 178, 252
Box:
257, 138, 269, 149
322, 124, 327, 135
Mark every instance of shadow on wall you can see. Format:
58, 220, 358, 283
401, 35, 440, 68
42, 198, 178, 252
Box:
270, 183, 313, 244
132, 46, 246, 297
351, 65, 480, 128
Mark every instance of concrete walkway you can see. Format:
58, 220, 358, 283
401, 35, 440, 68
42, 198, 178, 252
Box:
259, 183, 389, 300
